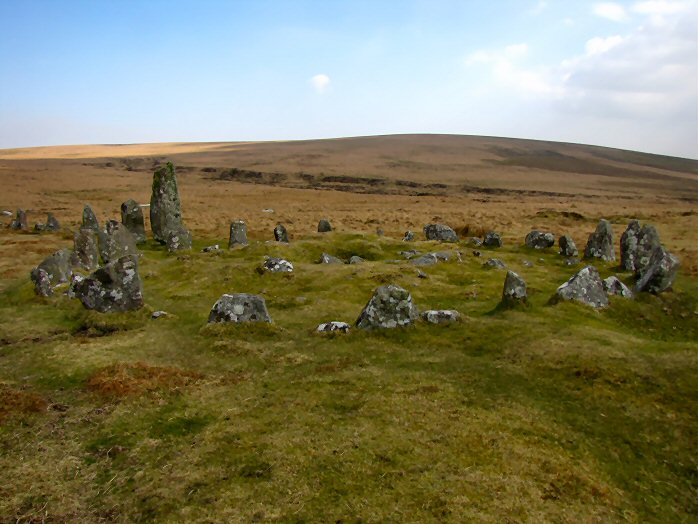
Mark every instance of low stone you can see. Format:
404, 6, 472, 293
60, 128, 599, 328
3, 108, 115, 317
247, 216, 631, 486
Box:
553, 266, 608, 308
603, 276, 633, 298
376, 228, 384, 236
559, 235, 579, 257
634, 247, 680, 294
483, 231, 502, 247
9, 209, 28, 230
584, 219, 615, 262
433, 251, 453, 261
166, 227, 192, 252
1, 210, 11, 217
208, 293, 272, 323
521, 260, 533, 268
151, 310, 168, 319
399, 249, 420, 259
417, 269, 428, 279
421, 310, 460, 324
525, 230, 555, 249
501, 270, 527, 306
423, 223, 457, 242
36, 249, 73, 284
564, 257, 580, 266
274, 224, 289, 243
75, 255, 144, 313
403, 230, 415, 241
120, 199, 146, 244
468, 237, 483, 247
229, 220, 248, 248
472, 250, 482, 257
317, 321, 351, 333
202, 244, 221, 253
356, 284, 419, 330
318, 219, 332, 233
34, 223, 46, 232
349, 256, 364, 264
30, 268, 53, 296
71, 228, 100, 271
260, 257, 293, 273
100, 220, 139, 263
411, 254, 438, 266
483, 258, 506, 269
320, 253, 343, 264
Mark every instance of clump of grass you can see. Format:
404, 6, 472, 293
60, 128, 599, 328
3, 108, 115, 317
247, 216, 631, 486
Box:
71, 308, 150, 337
0, 384, 47, 422
85, 362, 203, 398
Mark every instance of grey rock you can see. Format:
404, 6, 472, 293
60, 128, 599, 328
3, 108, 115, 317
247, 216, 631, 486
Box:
166, 227, 192, 252
1, 210, 11, 217
45, 213, 61, 231
320, 253, 343, 264
603, 276, 633, 298
208, 293, 272, 323
376, 228, 384, 236
100, 220, 139, 264
564, 257, 580, 266
423, 223, 457, 242
584, 219, 615, 262
150, 162, 189, 244
634, 247, 679, 294
75, 255, 144, 313
71, 228, 100, 271
525, 230, 555, 249
274, 224, 289, 243
421, 310, 461, 324
634, 225, 662, 274
403, 230, 415, 241
151, 310, 168, 319
411, 254, 438, 266
36, 249, 73, 285
356, 284, 419, 330
399, 249, 420, 259
9, 209, 28, 230
417, 269, 428, 279
553, 266, 608, 308
559, 235, 579, 257
501, 270, 527, 306
317, 321, 351, 333
33, 223, 46, 232
521, 260, 534, 268
620, 220, 641, 270
30, 268, 53, 296
349, 256, 364, 264
483, 258, 506, 269
202, 244, 221, 253
318, 219, 332, 233
120, 199, 146, 244
433, 251, 453, 261
468, 237, 483, 247
229, 220, 248, 248
483, 231, 502, 247
260, 257, 293, 273
65, 274, 85, 299
82, 204, 100, 232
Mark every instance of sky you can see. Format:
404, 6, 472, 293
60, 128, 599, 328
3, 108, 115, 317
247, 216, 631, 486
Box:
0, 0, 696, 158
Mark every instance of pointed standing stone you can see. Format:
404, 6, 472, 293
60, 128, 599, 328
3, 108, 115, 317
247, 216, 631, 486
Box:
501, 270, 527, 306
9, 209, 28, 230
356, 284, 419, 330
120, 199, 146, 244
150, 162, 190, 245
274, 224, 289, 243
584, 219, 615, 262
229, 220, 248, 248
100, 220, 138, 264
71, 228, 100, 271
559, 235, 579, 257
318, 219, 332, 233
82, 205, 100, 232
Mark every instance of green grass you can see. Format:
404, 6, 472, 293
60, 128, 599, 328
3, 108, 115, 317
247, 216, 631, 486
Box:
0, 233, 696, 522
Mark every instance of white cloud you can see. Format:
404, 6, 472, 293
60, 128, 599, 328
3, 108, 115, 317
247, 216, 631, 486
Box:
585, 35, 625, 55
593, 2, 630, 21
633, 0, 691, 14
310, 74, 331, 94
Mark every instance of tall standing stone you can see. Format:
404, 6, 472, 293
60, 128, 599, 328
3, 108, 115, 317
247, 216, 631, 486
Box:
120, 199, 146, 244
274, 224, 289, 243
559, 235, 579, 257
318, 219, 332, 233
82, 205, 100, 232
71, 228, 100, 271
635, 225, 662, 274
100, 220, 138, 264
584, 219, 615, 262
9, 209, 28, 230
229, 220, 248, 248
150, 162, 190, 246
620, 220, 641, 271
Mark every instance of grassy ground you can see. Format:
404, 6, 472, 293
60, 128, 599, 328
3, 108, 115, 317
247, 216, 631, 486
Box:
1, 229, 696, 523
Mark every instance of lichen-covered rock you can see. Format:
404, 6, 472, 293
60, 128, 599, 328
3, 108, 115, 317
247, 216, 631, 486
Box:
82, 204, 100, 232
559, 235, 578, 257
483, 258, 506, 269
9, 209, 28, 230
66, 274, 85, 299
349, 256, 364, 264
403, 230, 415, 242
208, 293, 272, 323
36, 249, 73, 285
411, 254, 438, 266
635, 225, 662, 273
421, 310, 461, 324
634, 247, 679, 294
166, 227, 192, 252
318, 219, 332, 233
603, 276, 633, 298
30, 268, 52, 296
100, 220, 139, 263
120, 199, 146, 244
501, 270, 527, 306
553, 266, 608, 308
483, 231, 502, 248
75, 255, 144, 313
229, 220, 248, 248
259, 257, 293, 273
423, 223, 457, 242
150, 162, 189, 244
274, 224, 289, 243
525, 231, 555, 249
620, 220, 641, 270
356, 284, 419, 330
584, 219, 615, 262
202, 244, 221, 253
317, 321, 351, 333
320, 253, 343, 264
71, 228, 100, 271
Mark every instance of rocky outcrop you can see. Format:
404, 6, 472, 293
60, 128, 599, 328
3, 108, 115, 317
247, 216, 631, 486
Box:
559, 235, 578, 257
553, 266, 608, 308
634, 247, 680, 294
229, 220, 248, 248
208, 293, 272, 323
483, 231, 502, 248
318, 219, 332, 233
120, 199, 146, 244
501, 270, 527, 306
525, 231, 555, 249
100, 220, 138, 264
71, 228, 100, 271
584, 220, 615, 262
274, 224, 289, 243
150, 162, 190, 245
74, 255, 144, 313
423, 223, 457, 242
356, 284, 419, 330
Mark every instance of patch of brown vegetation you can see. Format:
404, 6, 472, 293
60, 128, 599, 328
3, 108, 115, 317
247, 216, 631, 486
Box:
0, 384, 47, 422
85, 362, 203, 398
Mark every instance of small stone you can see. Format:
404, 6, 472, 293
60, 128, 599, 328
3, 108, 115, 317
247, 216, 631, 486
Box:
472, 250, 482, 257
1, 210, 12, 217
376, 228, 384, 236
30, 268, 53, 296
521, 260, 533, 268
501, 270, 527, 306
166, 227, 192, 253
403, 230, 415, 241
259, 257, 293, 273
423, 223, 457, 242
320, 253, 343, 264
603, 276, 633, 298
202, 244, 221, 253
318, 219, 332, 233
564, 257, 580, 266
421, 310, 461, 324
417, 269, 428, 279
356, 284, 419, 330
411, 254, 438, 266
208, 293, 272, 323
483, 231, 502, 248
483, 258, 506, 269
433, 251, 453, 261
584, 219, 615, 262
229, 220, 248, 248
559, 235, 579, 257
317, 321, 351, 333
525, 230, 555, 249
274, 224, 289, 243
349, 256, 364, 264
399, 249, 420, 259
151, 311, 168, 319
553, 265, 608, 308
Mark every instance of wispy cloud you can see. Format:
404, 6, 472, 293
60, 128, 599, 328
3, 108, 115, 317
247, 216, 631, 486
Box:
592, 2, 630, 21
310, 74, 331, 94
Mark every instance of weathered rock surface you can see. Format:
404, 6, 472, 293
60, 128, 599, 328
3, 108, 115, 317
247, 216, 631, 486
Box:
36, 249, 73, 285
501, 270, 527, 306
82, 204, 100, 232
166, 227, 192, 252
274, 224, 289, 243
45, 212, 61, 231
356, 284, 419, 330
349, 256, 364, 264
634, 247, 679, 294
423, 223, 457, 242
9, 209, 28, 230
150, 162, 189, 244
468, 237, 483, 247
525, 231, 555, 249
259, 257, 293, 273
120, 199, 146, 244
559, 235, 579, 257
100, 220, 138, 264
66, 274, 85, 299
229, 220, 248, 248
553, 266, 608, 308
603, 276, 633, 298
421, 310, 461, 324
483, 258, 506, 269
318, 219, 332, 233
483, 231, 502, 247
320, 253, 343, 264
202, 244, 221, 253
317, 321, 351, 333
584, 220, 615, 262
410, 254, 438, 266
403, 230, 415, 242
75, 255, 144, 313
71, 228, 100, 271
30, 268, 53, 296
400, 249, 420, 259
620, 220, 641, 270
208, 293, 272, 323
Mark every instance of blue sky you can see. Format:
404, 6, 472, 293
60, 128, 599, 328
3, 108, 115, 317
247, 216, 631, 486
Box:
0, 0, 696, 157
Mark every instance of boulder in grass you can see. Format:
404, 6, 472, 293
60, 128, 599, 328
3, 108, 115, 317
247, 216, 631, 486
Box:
30, 268, 53, 297
320, 253, 343, 264
559, 235, 578, 257
120, 199, 146, 244
584, 219, 615, 262
634, 247, 679, 295
75, 255, 144, 313
46, 213, 61, 231
525, 231, 555, 249
100, 220, 139, 263
71, 228, 100, 271
317, 321, 351, 333
274, 224, 289, 243
318, 219, 332, 233
553, 266, 608, 308
421, 310, 460, 324
229, 220, 248, 248
356, 284, 419, 330
483, 258, 506, 270
259, 257, 293, 273
411, 254, 438, 266
483, 231, 502, 248
603, 276, 633, 298
208, 293, 272, 323
501, 270, 527, 306
36, 249, 73, 285
423, 223, 458, 242
349, 256, 364, 265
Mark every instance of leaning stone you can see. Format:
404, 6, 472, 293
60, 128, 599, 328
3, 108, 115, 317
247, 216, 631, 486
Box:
421, 310, 460, 324
75, 255, 144, 313
356, 284, 419, 330
82, 204, 100, 232
634, 247, 679, 295
120, 199, 146, 244
483, 231, 502, 247
30, 268, 53, 296
259, 257, 293, 273
501, 270, 527, 306
229, 220, 248, 248
9, 209, 28, 230
100, 220, 139, 263
71, 228, 100, 271
411, 254, 438, 266
320, 253, 343, 264
584, 219, 615, 262
208, 293, 272, 323
483, 258, 506, 269
318, 219, 332, 233
317, 321, 351, 333
525, 231, 555, 249
423, 223, 457, 242
403, 230, 415, 241
553, 266, 608, 308
36, 249, 73, 284
349, 256, 365, 264
150, 162, 188, 244
559, 235, 579, 257
603, 276, 633, 298
274, 224, 289, 243
620, 220, 641, 270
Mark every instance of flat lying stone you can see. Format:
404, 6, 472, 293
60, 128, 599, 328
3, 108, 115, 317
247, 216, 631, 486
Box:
317, 321, 351, 333
483, 258, 506, 269
320, 253, 343, 264
260, 257, 293, 273
421, 310, 460, 324
208, 293, 272, 323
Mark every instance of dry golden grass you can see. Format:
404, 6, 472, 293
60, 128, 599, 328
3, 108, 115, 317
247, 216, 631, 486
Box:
0, 383, 47, 422
86, 362, 203, 399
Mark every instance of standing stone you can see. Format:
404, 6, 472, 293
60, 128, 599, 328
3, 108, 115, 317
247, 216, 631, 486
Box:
100, 220, 138, 264
74, 255, 144, 313
620, 220, 641, 270
483, 231, 502, 247
501, 270, 527, 306
150, 162, 190, 245
71, 228, 100, 271
584, 219, 615, 262
525, 231, 555, 249
9, 209, 28, 230
229, 220, 248, 248
634, 247, 680, 294
423, 223, 458, 242
166, 227, 192, 252
120, 199, 146, 244
403, 230, 415, 242
634, 225, 662, 274
36, 249, 73, 284
356, 284, 419, 330
553, 266, 608, 308
559, 235, 579, 257
46, 213, 61, 231
82, 205, 100, 232
208, 293, 272, 323
274, 224, 289, 243
318, 219, 332, 233
30, 268, 53, 297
